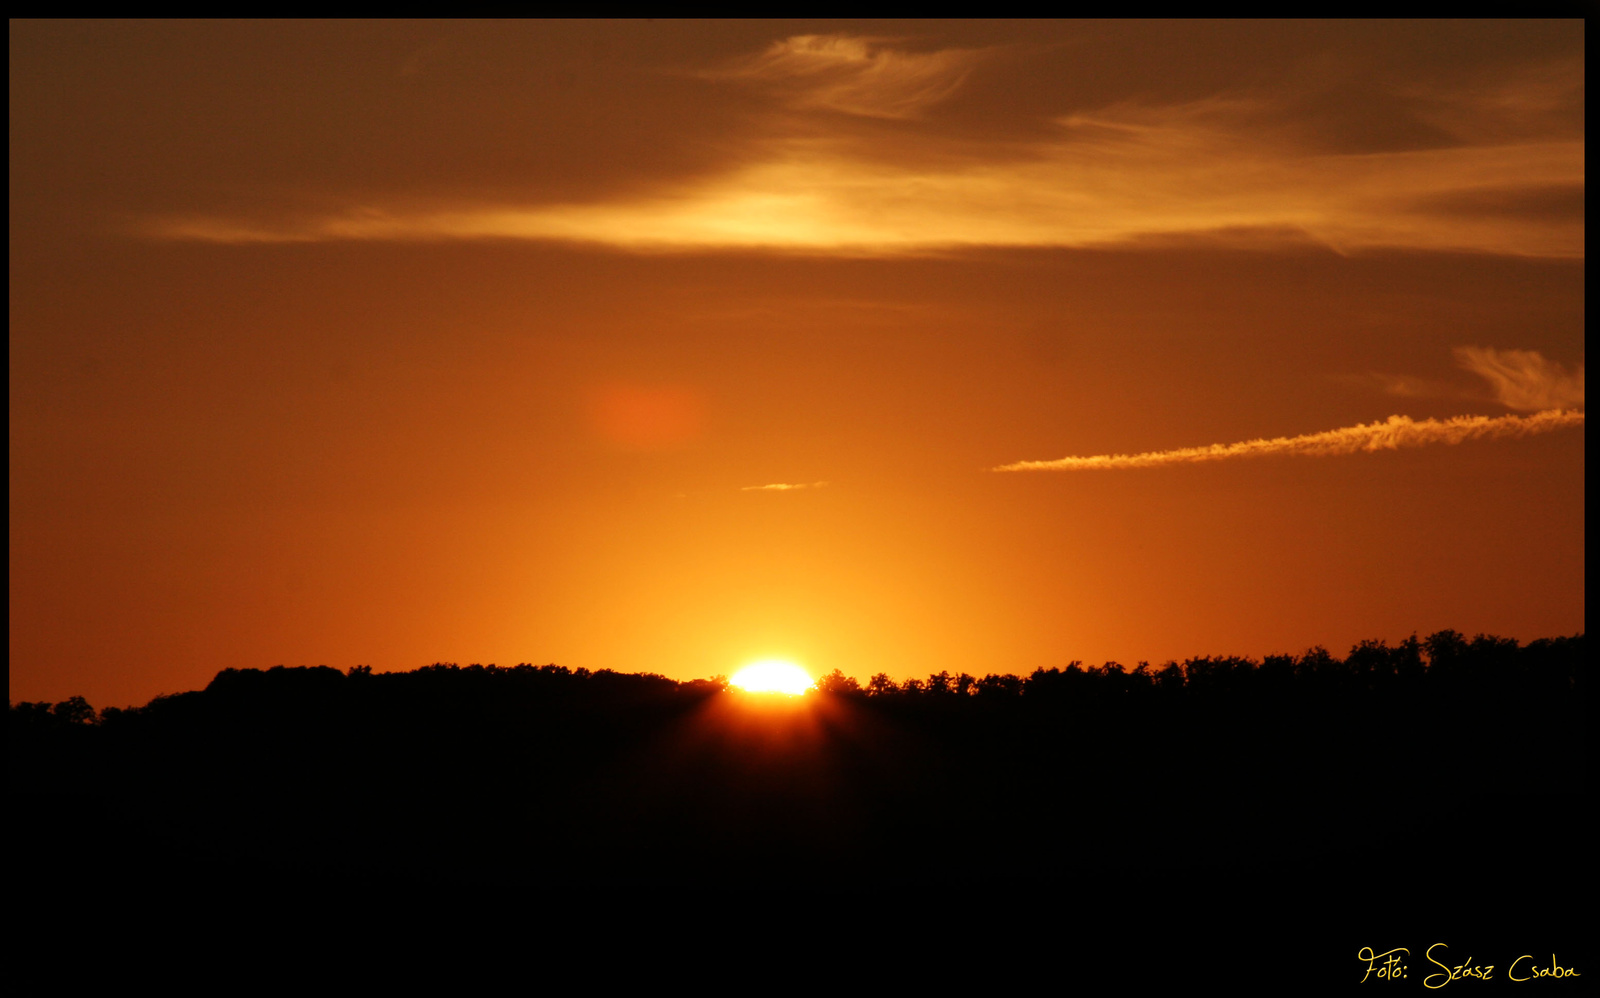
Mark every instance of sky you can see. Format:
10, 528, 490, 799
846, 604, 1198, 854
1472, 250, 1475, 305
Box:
10, 20, 1585, 708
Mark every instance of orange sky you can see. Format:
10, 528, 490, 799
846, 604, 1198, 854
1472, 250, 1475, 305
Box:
10, 20, 1585, 708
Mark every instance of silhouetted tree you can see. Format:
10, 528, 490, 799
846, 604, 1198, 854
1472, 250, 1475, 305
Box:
814, 669, 862, 695
1154, 662, 1185, 692
52, 696, 96, 725
977, 673, 1022, 698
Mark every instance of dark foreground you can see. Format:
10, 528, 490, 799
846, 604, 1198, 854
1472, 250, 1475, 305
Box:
11, 633, 1587, 985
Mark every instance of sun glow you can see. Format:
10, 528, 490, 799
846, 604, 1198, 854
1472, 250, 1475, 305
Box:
729, 660, 814, 695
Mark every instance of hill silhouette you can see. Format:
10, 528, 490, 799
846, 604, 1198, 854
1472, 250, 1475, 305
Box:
13, 631, 1583, 896
13, 630, 1589, 985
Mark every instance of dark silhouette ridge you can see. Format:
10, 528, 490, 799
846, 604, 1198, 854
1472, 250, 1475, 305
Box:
10, 631, 1585, 937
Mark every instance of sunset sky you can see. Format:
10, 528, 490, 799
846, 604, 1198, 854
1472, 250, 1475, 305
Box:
10, 20, 1584, 709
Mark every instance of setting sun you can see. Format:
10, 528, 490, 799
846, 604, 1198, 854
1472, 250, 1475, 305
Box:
729, 660, 814, 695
7, 20, 1584, 971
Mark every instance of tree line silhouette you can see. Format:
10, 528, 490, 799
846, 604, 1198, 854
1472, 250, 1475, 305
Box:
14, 629, 1584, 725
11, 630, 1586, 893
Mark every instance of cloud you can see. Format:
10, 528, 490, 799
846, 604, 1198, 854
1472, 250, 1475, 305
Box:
704, 34, 981, 119
141, 130, 1583, 257
138, 44, 1584, 258
741, 481, 829, 491
1400, 57, 1586, 147
994, 409, 1583, 472
1455, 346, 1584, 411
1343, 372, 1456, 401
144, 131, 1582, 257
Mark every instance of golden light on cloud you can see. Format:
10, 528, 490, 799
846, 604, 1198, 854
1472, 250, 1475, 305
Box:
141, 38, 1584, 259
1454, 346, 1585, 411
729, 660, 815, 695
741, 481, 829, 492
142, 135, 1584, 257
995, 409, 1585, 472
1001, 347, 1585, 472
702, 33, 982, 119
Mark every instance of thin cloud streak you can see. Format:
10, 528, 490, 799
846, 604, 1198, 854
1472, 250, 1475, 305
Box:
994, 410, 1584, 472
741, 481, 829, 491
1365, 373, 1456, 401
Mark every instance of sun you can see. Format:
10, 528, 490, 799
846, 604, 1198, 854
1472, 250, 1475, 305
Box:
729, 660, 814, 695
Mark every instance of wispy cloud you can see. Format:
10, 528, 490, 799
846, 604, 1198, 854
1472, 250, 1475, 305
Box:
138, 42, 1584, 258
1455, 346, 1584, 411
1343, 348, 1584, 408
142, 134, 1583, 257
704, 34, 981, 119
994, 409, 1584, 472
1350, 372, 1457, 401
144, 133, 1582, 257
741, 481, 829, 491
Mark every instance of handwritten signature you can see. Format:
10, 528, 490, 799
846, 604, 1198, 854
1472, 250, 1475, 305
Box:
1359, 944, 1580, 986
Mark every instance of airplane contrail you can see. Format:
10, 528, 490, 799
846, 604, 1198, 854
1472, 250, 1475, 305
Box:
994, 409, 1584, 472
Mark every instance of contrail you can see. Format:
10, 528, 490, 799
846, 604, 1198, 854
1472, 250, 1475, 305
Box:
994, 409, 1584, 472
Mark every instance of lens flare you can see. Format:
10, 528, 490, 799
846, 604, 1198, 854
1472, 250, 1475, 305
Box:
729, 660, 814, 695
